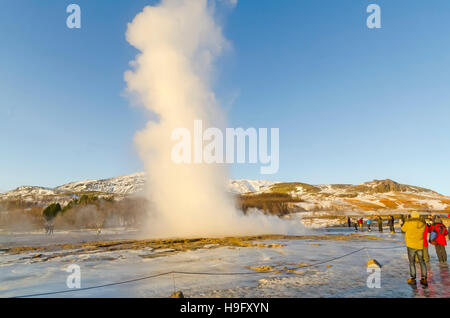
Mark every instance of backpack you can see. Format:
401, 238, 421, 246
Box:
429, 225, 446, 245
429, 229, 438, 245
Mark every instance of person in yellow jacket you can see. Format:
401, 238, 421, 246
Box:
401, 211, 428, 286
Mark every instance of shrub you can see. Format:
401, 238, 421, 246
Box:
238, 192, 302, 216
42, 203, 62, 221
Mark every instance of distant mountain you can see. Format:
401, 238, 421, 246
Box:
0, 174, 276, 199
1, 174, 449, 213
254, 179, 449, 213
54, 172, 146, 195
2, 186, 60, 198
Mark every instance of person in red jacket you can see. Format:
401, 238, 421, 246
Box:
358, 218, 364, 231
422, 221, 431, 263
430, 216, 448, 264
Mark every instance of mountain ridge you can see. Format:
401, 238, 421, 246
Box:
1, 173, 449, 213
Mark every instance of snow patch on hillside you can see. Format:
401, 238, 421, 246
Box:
227, 180, 278, 194
55, 172, 146, 195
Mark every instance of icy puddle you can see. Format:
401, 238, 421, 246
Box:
0, 229, 449, 298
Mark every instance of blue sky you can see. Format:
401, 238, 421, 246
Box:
1, 0, 450, 194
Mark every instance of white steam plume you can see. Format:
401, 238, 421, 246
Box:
125, 0, 297, 238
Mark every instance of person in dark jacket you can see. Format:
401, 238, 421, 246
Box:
430, 217, 448, 264
347, 217, 351, 228
377, 216, 383, 232
353, 218, 358, 232
388, 215, 395, 233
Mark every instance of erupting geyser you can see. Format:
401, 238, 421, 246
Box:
125, 0, 297, 237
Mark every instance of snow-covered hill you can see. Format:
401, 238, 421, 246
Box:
1, 186, 61, 198
0, 174, 275, 199
252, 179, 450, 214
54, 172, 146, 195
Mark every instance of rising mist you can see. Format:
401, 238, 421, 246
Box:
125, 0, 297, 238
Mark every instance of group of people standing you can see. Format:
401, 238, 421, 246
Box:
347, 215, 395, 233
347, 212, 448, 287
402, 211, 448, 286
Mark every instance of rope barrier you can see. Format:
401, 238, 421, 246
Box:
12, 244, 404, 298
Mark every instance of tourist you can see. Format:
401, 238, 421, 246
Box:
401, 211, 427, 286
388, 215, 395, 233
430, 216, 448, 264
377, 216, 383, 232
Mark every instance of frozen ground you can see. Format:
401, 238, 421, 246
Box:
0, 227, 448, 298
0, 228, 140, 248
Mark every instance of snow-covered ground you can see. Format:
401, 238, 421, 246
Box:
1, 227, 448, 298
0, 228, 139, 248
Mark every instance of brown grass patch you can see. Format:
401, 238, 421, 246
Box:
378, 199, 399, 209
344, 199, 384, 211
246, 266, 275, 272
1, 234, 399, 258
395, 199, 429, 210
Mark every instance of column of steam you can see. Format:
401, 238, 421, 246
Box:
125, 0, 293, 238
